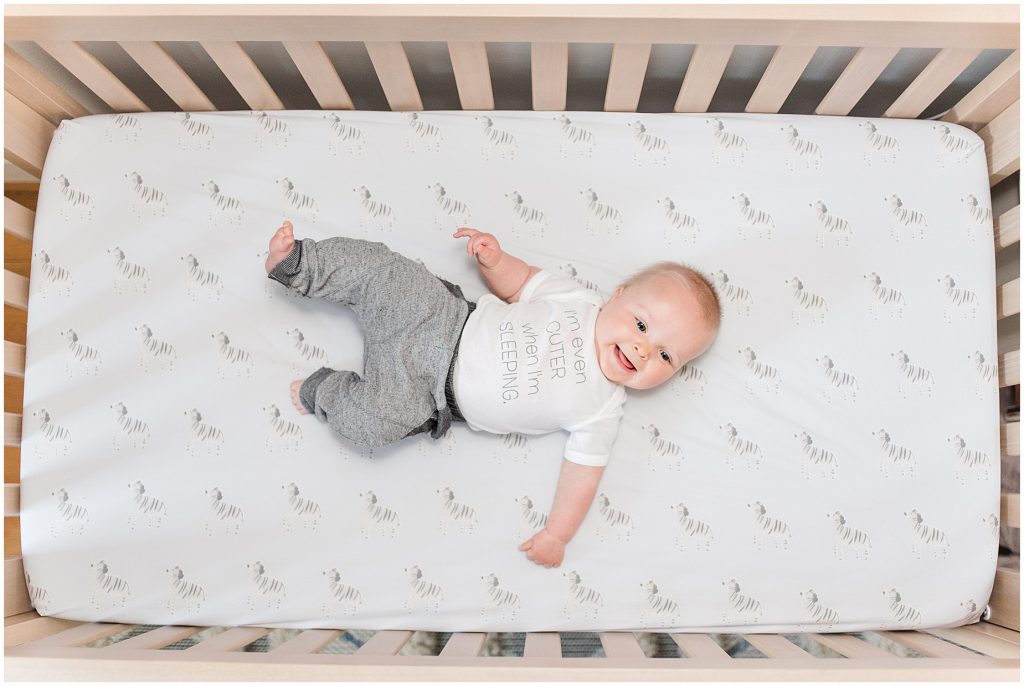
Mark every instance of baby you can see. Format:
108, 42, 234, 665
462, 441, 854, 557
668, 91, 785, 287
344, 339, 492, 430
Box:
265, 221, 721, 569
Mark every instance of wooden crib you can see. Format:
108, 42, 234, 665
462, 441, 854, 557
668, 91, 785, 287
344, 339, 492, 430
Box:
3, 4, 1020, 680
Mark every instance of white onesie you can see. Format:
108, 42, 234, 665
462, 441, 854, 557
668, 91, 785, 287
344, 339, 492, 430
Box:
452, 270, 627, 467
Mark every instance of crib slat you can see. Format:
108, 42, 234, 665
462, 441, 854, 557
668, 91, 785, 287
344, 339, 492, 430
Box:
523, 632, 561, 658
745, 45, 817, 114
4, 271, 29, 310
808, 633, 893, 659
669, 633, 730, 659
185, 626, 268, 652
997, 278, 1020, 320
884, 48, 982, 119
269, 628, 341, 654
102, 625, 203, 651
4, 196, 35, 242
531, 43, 568, 111
365, 42, 422, 112
4, 555, 32, 618
990, 567, 1020, 631
4, 92, 56, 179
36, 41, 148, 112
598, 631, 645, 658
604, 43, 651, 112
4, 412, 23, 447
282, 42, 353, 110
944, 50, 1020, 130
355, 629, 413, 655
6, 341, 26, 378
119, 41, 216, 111
5, 616, 81, 648
816, 47, 900, 116
742, 634, 814, 658
1002, 420, 1020, 458
5, 45, 92, 123
995, 206, 1020, 252
438, 632, 486, 657
448, 42, 494, 111
922, 626, 1019, 658
674, 44, 733, 114
965, 620, 1021, 645
200, 41, 284, 110
31, 622, 136, 647
4, 484, 19, 517
980, 99, 1020, 186
876, 630, 984, 658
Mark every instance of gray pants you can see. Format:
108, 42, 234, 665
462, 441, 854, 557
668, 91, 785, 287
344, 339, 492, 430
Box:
268, 236, 472, 448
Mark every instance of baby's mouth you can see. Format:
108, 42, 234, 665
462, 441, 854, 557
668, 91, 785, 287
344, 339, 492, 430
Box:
615, 345, 636, 372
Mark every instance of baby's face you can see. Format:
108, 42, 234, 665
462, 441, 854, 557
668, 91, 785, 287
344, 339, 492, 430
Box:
594, 275, 715, 390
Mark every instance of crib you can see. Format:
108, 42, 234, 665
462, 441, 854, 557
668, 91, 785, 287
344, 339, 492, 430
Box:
3, 3, 1020, 680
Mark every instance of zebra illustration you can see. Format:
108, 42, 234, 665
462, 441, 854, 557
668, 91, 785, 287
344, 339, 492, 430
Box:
670, 503, 714, 552
983, 513, 1000, 558
555, 115, 595, 158
628, 120, 670, 165
640, 424, 684, 471
657, 196, 700, 245
212, 332, 255, 379
125, 171, 168, 218
579, 188, 622, 236
108, 247, 149, 294
204, 487, 244, 536
428, 182, 471, 229
711, 270, 753, 317
404, 565, 444, 612
787, 277, 829, 325
360, 490, 400, 539
938, 275, 978, 322
640, 581, 680, 626
674, 363, 708, 397
406, 112, 444, 152
263, 405, 302, 452
891, 350, 935, 399
323, 113, 366, 157
437, 486, 478, 535
968, 351, 997, 399
34, 250, 74, 298
184, 409, 224, 457
795, 431, 839, 480
60, 329, 101, 377
127, 481, 166, 531
322, 568, 363, 615
282, 482, 321, 531
481, 573, 521, 621
247, 561, 287, 610
904, 509, 950, 560
721, 578, 762, 624
25, 573, 51, 615
808, 200, 852, 248
739, 347, 782, 395
105, 113, 140, 142
781, 125, 822, 171
732, 193, 774, 240
948, 434, 991, 484
166, 566, 206, 615
135, 324, 176, 372
202, 180, 244, 226
816, 355, 858, 404
864, 272, 906, 320
799, 589, 839, 631
90, 560, 130, 609
882, 588, 921, 629
719, 422, 765, 471
933, 123, 981, 166
959, 599, 985, 624
748, 501, 791, 551
562, 570, 603, 619
287, 328, 329, 369
826, 511, 871, 560
516, 495, 548, 541
277, 177, 318, 222
873, 428, 916, 479
557, 263, 601, 293
181, 254, 223, 302
477, 116, 517, 160
177, 112, 213, 150
860, 121, 900, 165
51, 488, 88, 536
506, 191, 547, 239
353, 185, 395, 232
252, 111, 290, 147
706, 118, 748, 164
33, 409, 71, 458
883, 193, 927, 241
52, 174, 94, 221
495, 432, 531, 465
960, 193, 992, 242
595, 493, 634, 542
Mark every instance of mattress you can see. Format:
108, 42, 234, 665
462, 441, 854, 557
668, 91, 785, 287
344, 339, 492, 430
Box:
20, 110, 1000, 633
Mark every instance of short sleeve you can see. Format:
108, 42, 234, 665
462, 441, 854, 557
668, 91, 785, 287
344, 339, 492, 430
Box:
563, 406, 625, 467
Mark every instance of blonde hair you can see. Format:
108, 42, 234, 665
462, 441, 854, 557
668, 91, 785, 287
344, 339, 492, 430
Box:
617, 261, 721, 335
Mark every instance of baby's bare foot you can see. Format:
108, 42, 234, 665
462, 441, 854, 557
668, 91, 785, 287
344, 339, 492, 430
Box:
290, 379, 309, 415
266, 220, 295, 274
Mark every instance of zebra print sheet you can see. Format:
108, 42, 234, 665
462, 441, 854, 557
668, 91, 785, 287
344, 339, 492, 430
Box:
20, 110, 999, 633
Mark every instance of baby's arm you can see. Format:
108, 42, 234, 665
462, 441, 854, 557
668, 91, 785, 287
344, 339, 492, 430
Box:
519, 459, 604, 568
454, 227, 540, 303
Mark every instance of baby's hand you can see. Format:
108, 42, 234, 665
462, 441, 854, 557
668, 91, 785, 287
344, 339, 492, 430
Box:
453, 227, 502, 269
518, 528, 565, 568
290, 380, 309, 415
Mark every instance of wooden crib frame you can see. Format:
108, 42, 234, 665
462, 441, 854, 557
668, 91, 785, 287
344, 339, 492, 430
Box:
3, 4, 1020, 680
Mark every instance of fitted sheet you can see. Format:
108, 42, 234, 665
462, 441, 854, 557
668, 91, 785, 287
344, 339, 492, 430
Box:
20, 110, 1000, 632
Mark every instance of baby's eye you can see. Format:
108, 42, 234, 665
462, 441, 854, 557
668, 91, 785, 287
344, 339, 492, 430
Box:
660, 351, 671, 363
635, 318, 647, 333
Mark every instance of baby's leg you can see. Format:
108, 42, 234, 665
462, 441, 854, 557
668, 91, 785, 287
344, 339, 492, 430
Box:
266, 221, 296, 274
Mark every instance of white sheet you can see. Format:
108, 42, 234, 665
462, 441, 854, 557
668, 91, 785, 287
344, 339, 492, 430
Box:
21, 110, 1000, 632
